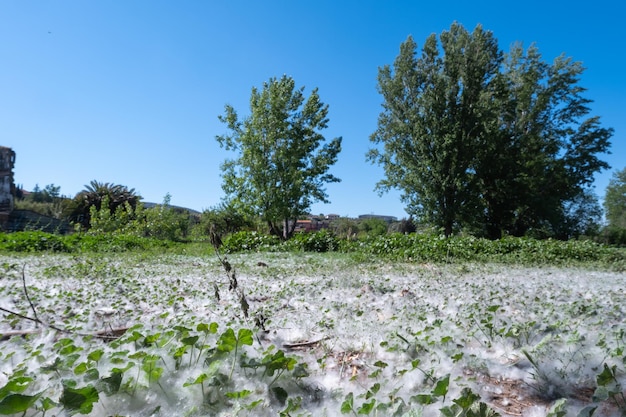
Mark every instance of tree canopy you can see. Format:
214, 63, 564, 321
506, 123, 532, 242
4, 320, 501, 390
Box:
216, 75, 342, 239
604, 167, 626, 230
369, 22, 613, 238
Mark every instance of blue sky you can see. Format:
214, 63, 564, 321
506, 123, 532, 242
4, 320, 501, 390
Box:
1, 1, 624, 219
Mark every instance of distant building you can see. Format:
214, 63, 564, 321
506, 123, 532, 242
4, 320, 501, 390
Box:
0, 146, 16, 226
358, 214, 398, 223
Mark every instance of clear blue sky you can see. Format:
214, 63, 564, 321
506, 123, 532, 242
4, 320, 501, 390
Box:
1, 1, 624, 219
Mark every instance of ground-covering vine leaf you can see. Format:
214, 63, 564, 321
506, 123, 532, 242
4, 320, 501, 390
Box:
357, 399, 376, 414
432, 374, 450, 398
452, 388, 480, 410
217, 328, 237, 353
0, 376, 33, 397
225, 389, 252, 399
545, 398, 567, 417
237, 328, 253, 346
271, 386, 289, 406
97, 372, 123, 395
60, 383, 99, 415
340, 392, 354, 414
292, 363, 309, 378
87, 348, 104, 363
0, 393, 41, 415
182, 335, 199, 346
197, 322, 218, 334
262, 350, 297, 377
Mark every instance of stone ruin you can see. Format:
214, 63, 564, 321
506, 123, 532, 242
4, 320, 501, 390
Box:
0, 146, 16, 227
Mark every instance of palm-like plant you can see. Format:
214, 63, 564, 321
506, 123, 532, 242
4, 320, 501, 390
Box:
64, 180, 141, 228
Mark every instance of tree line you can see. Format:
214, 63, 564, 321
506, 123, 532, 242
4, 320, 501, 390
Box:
13, 23, 626, 243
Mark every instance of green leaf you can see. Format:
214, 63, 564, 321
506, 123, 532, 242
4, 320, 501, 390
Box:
577, 405, 597, 417
440, 405, 462, 417
452, 388, 480, 410
97, 372, 123, 396
59, 384, 99, 415
87, 349, 104, 362
74, 362, 89, 375
40, 397, 56, 411
595, 363, 616, 386
271, 386, 288, 406
197, 322, 219, 334
546, 398, 567, 417
373, 360, 388, 368
0, 376, 33, 398
432, 374, 450, 397
413, 394, 435, 405
238, 328, 254, 346
225, 389, 252, 399
340, 392, 354, 414
487, 305, 501, 313
357, 399, 376, 414
84, 368, 100, 382
292, 363, 309, 378
0, 393, 41, 415
182, 335, 199, 346
217, 328, 236, 353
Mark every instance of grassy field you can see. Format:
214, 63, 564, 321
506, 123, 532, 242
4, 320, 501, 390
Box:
1, 250, 625, 416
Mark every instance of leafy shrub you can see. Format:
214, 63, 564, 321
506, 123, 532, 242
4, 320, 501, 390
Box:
67, 233, 170, 252
284, 229, 340, 252
0, 231, 172, 253
598, 226, 626, 247
350, 233, 626, 265
0, 231, 69, 252
222, 231, 280, 253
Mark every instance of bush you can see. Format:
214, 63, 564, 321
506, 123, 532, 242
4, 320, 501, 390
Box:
67, 233, 170, 252
284, 229, 340, 252
0, 231, 173, 253
598, 226, 626, 247
222, 231, 280, 253
0, 231, 69, 252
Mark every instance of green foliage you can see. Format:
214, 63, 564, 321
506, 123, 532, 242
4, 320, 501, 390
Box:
222, 231, 281, 253
285, 229, 340, 252
65, 180, 141, 229
141, 194, 192, 241
0, 231, 69, 252
370, 22, 612, 239
357, 218, 388, 238
0, 231, 172, 253
328, 217, 360, 239
1, 230, 623, 268
196, 202, 254, 238
603, 167, 626, 245
216, 75, 342, 239
88, 195, 141, 234
87, 194, 194, 241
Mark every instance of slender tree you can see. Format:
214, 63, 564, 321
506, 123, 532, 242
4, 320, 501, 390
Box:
216, 75, 342, 239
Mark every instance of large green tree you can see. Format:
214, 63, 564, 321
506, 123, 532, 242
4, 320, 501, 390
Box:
368, 23, 502, 237
216, 75, 342, 239
370, 22, 613, 238
604, 167, 626, 230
